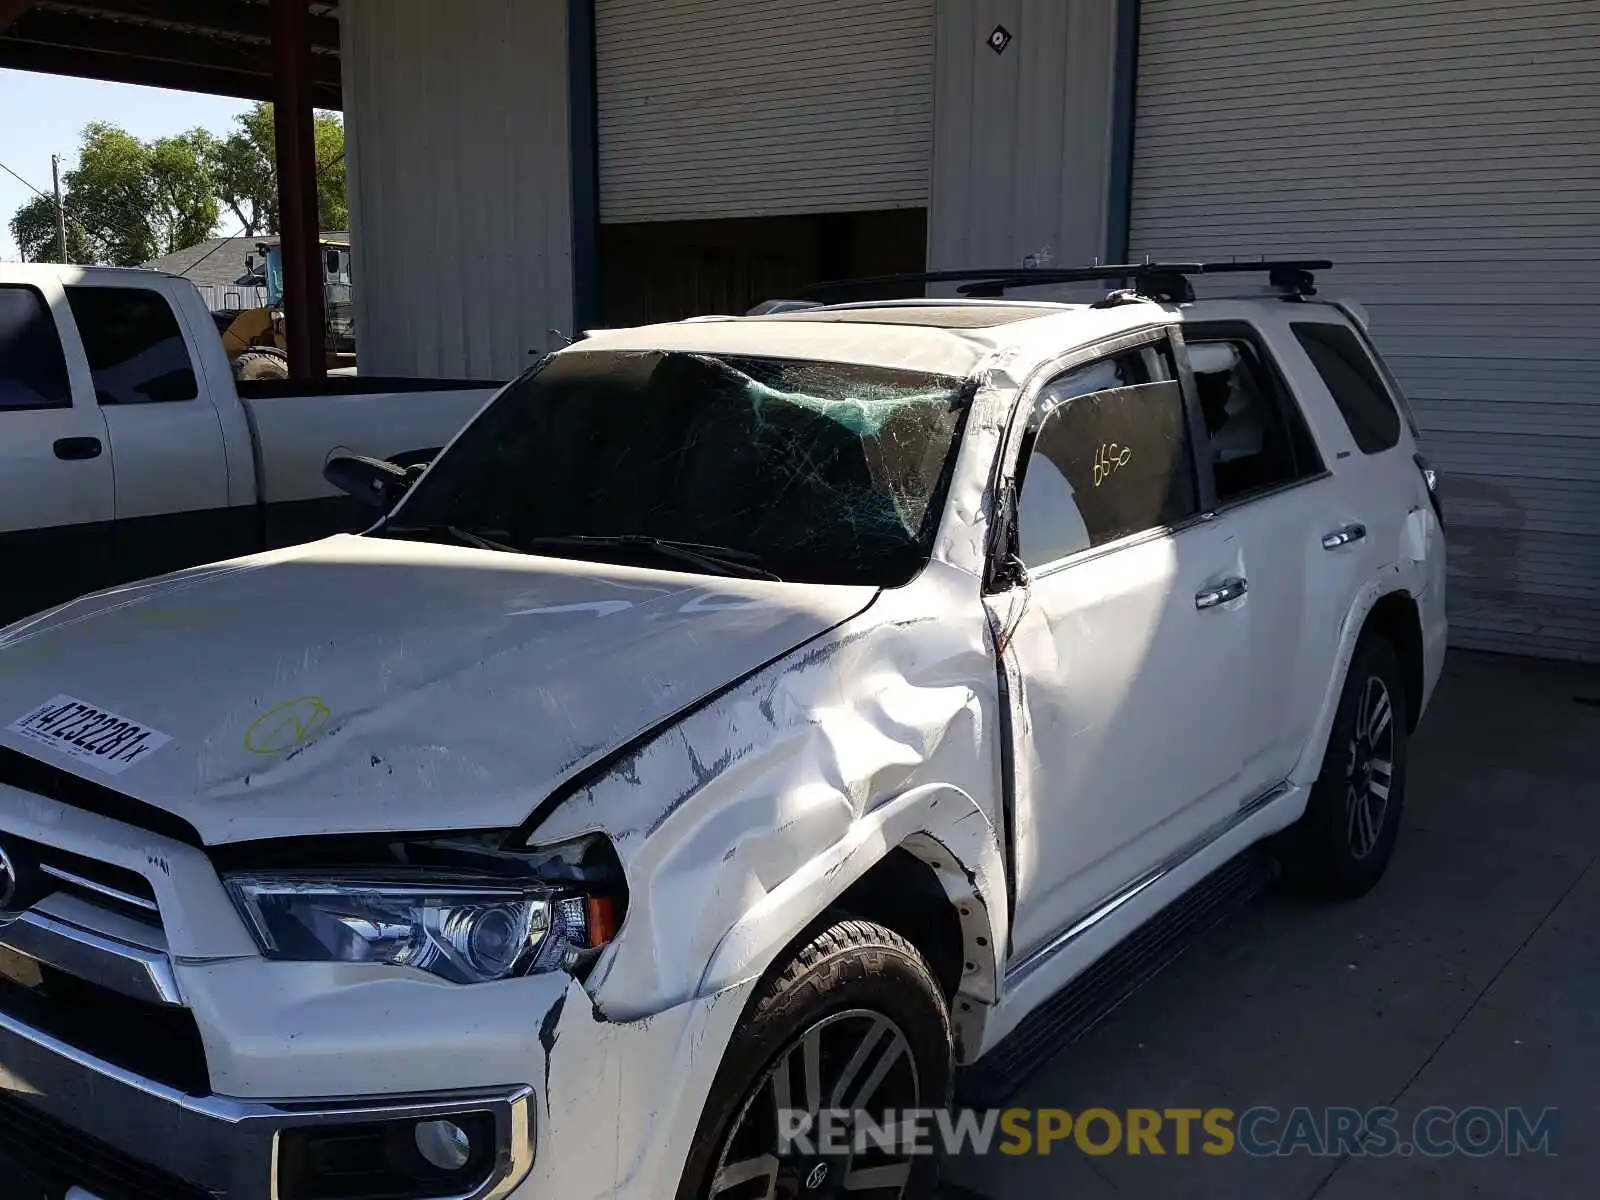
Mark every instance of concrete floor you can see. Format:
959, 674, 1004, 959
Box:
3, 651, 1595, 1198
943, 649, 1600, 1198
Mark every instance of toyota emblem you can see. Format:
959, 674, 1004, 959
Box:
0, 843, 17, 914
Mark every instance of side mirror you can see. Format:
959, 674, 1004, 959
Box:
324, 454, 413, 510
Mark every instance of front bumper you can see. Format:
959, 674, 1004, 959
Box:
0, 788, 753, 1200
0, 970, 753, 1200
0, 1006, 534, 1200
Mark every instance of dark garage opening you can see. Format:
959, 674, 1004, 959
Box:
598, 208, 927, 327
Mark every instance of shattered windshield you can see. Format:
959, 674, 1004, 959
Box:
390, 349, 974, 586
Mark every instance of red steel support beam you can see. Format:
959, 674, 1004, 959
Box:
271, 0, 325, 380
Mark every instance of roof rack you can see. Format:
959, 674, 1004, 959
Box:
800, 259, 1333, 305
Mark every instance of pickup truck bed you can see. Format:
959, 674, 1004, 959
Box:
0, 264, 501, 624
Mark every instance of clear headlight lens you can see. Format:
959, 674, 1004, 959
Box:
224, 875, 605, 984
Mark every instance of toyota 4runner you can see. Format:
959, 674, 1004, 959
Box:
0, 261, 1446, 1199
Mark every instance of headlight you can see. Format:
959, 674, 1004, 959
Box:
224, 874, 617, 984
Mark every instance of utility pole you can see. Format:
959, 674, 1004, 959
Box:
51, 154, 67, 263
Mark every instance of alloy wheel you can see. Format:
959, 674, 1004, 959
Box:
1345, 674, 1396, 860
708, 1009, 923, 1199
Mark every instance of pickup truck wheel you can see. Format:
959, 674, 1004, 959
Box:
1284, 636, 1409, 898
232, 349, 290, 381
678, 918, 951, 1200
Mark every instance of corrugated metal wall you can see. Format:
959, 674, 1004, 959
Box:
341, 0, 575, 380
928, 0, 1120, 272
1130, 0, 1600, 662
596, 0, 934, 224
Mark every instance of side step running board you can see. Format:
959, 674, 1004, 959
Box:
957, 848, 1273, 1107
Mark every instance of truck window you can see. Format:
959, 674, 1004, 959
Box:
1017, 355, 1199, 567
64, 286, 199, 406
1188, 336, 1323, 505
0, 285, 71, 411
1291, 321, 1402, 453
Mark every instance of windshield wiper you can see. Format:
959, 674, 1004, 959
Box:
381, 523, 525, 555
381, 523, 781, 579
520, 534, 782, 581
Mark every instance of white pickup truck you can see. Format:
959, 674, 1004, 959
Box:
0, 264, 500, 623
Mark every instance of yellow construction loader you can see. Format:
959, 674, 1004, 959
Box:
213, 239, 356, 379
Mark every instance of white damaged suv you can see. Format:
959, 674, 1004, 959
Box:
0, 264, 1446, 1199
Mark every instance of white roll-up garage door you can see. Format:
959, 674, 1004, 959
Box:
596, 0, 934, 224
1130, 0, 1600, 662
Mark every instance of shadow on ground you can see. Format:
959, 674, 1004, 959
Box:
941, 650, 1600, 1198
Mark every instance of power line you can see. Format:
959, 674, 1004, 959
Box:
0, 159, 49, 199
0, 157, 92, 263
178, 230, 249, 279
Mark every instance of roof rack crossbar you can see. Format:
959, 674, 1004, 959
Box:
800, 260, 1332, 303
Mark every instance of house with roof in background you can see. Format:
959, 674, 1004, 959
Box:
141, 235, 267, 313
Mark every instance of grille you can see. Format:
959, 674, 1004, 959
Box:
0, 956, 210, 1096
0, 1091, 212, 1200
23, 834, 161, 923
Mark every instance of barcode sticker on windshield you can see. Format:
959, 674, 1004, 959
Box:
7, 694, 173, 776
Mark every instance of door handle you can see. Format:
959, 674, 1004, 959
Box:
1195, 577, 1248, 610
53, 437, 103, 461
1321, 522, 1367, 550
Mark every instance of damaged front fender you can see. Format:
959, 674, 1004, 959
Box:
533, 973, 756, 1198
534, 560, 1008, 1054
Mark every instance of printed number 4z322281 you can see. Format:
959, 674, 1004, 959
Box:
6, 694, 173, 776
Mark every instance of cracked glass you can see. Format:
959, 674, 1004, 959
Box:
395, 349, 973, 585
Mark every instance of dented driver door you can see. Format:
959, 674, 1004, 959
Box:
988, 338, 1258, 964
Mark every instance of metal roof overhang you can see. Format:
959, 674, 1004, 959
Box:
0, 0, 341, 109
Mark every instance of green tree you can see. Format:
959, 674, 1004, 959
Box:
145, 130, 222, 257
313, 111, 349, 232
65, 122, 166, 265
8, 192, 95, 263
8, 107, 346, 266
211, 102, 277, 237
24, 123, 220, 266
209, 102, 347, 236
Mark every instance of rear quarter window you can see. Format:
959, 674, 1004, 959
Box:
1292, 321, 1402, 454
65, 286, 199, 406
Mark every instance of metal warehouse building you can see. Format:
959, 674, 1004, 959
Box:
6, 0, 1596, 662
334, 0, 1598, 663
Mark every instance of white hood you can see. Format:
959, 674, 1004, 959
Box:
0, 535, 873, 844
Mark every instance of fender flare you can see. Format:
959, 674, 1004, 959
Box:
1290, 580, 1417, 793
695, 783, 1008, 1048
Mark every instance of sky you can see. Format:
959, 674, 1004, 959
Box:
0, 68, 254, 261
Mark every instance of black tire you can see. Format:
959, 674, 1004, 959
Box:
677, 918, 952, 1200
232, 349, 290, 381
1283, 636, 1410, 898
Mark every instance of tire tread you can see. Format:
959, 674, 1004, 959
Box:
1283, 634, 1409, 899
676, 916, 950, 1200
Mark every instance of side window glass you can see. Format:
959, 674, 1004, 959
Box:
0, 286, 71, 411
1017, 354, 1198, 567
1291, 321, 1402, 453
65, 286, 199, 406
1189, 337, 1322, 505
